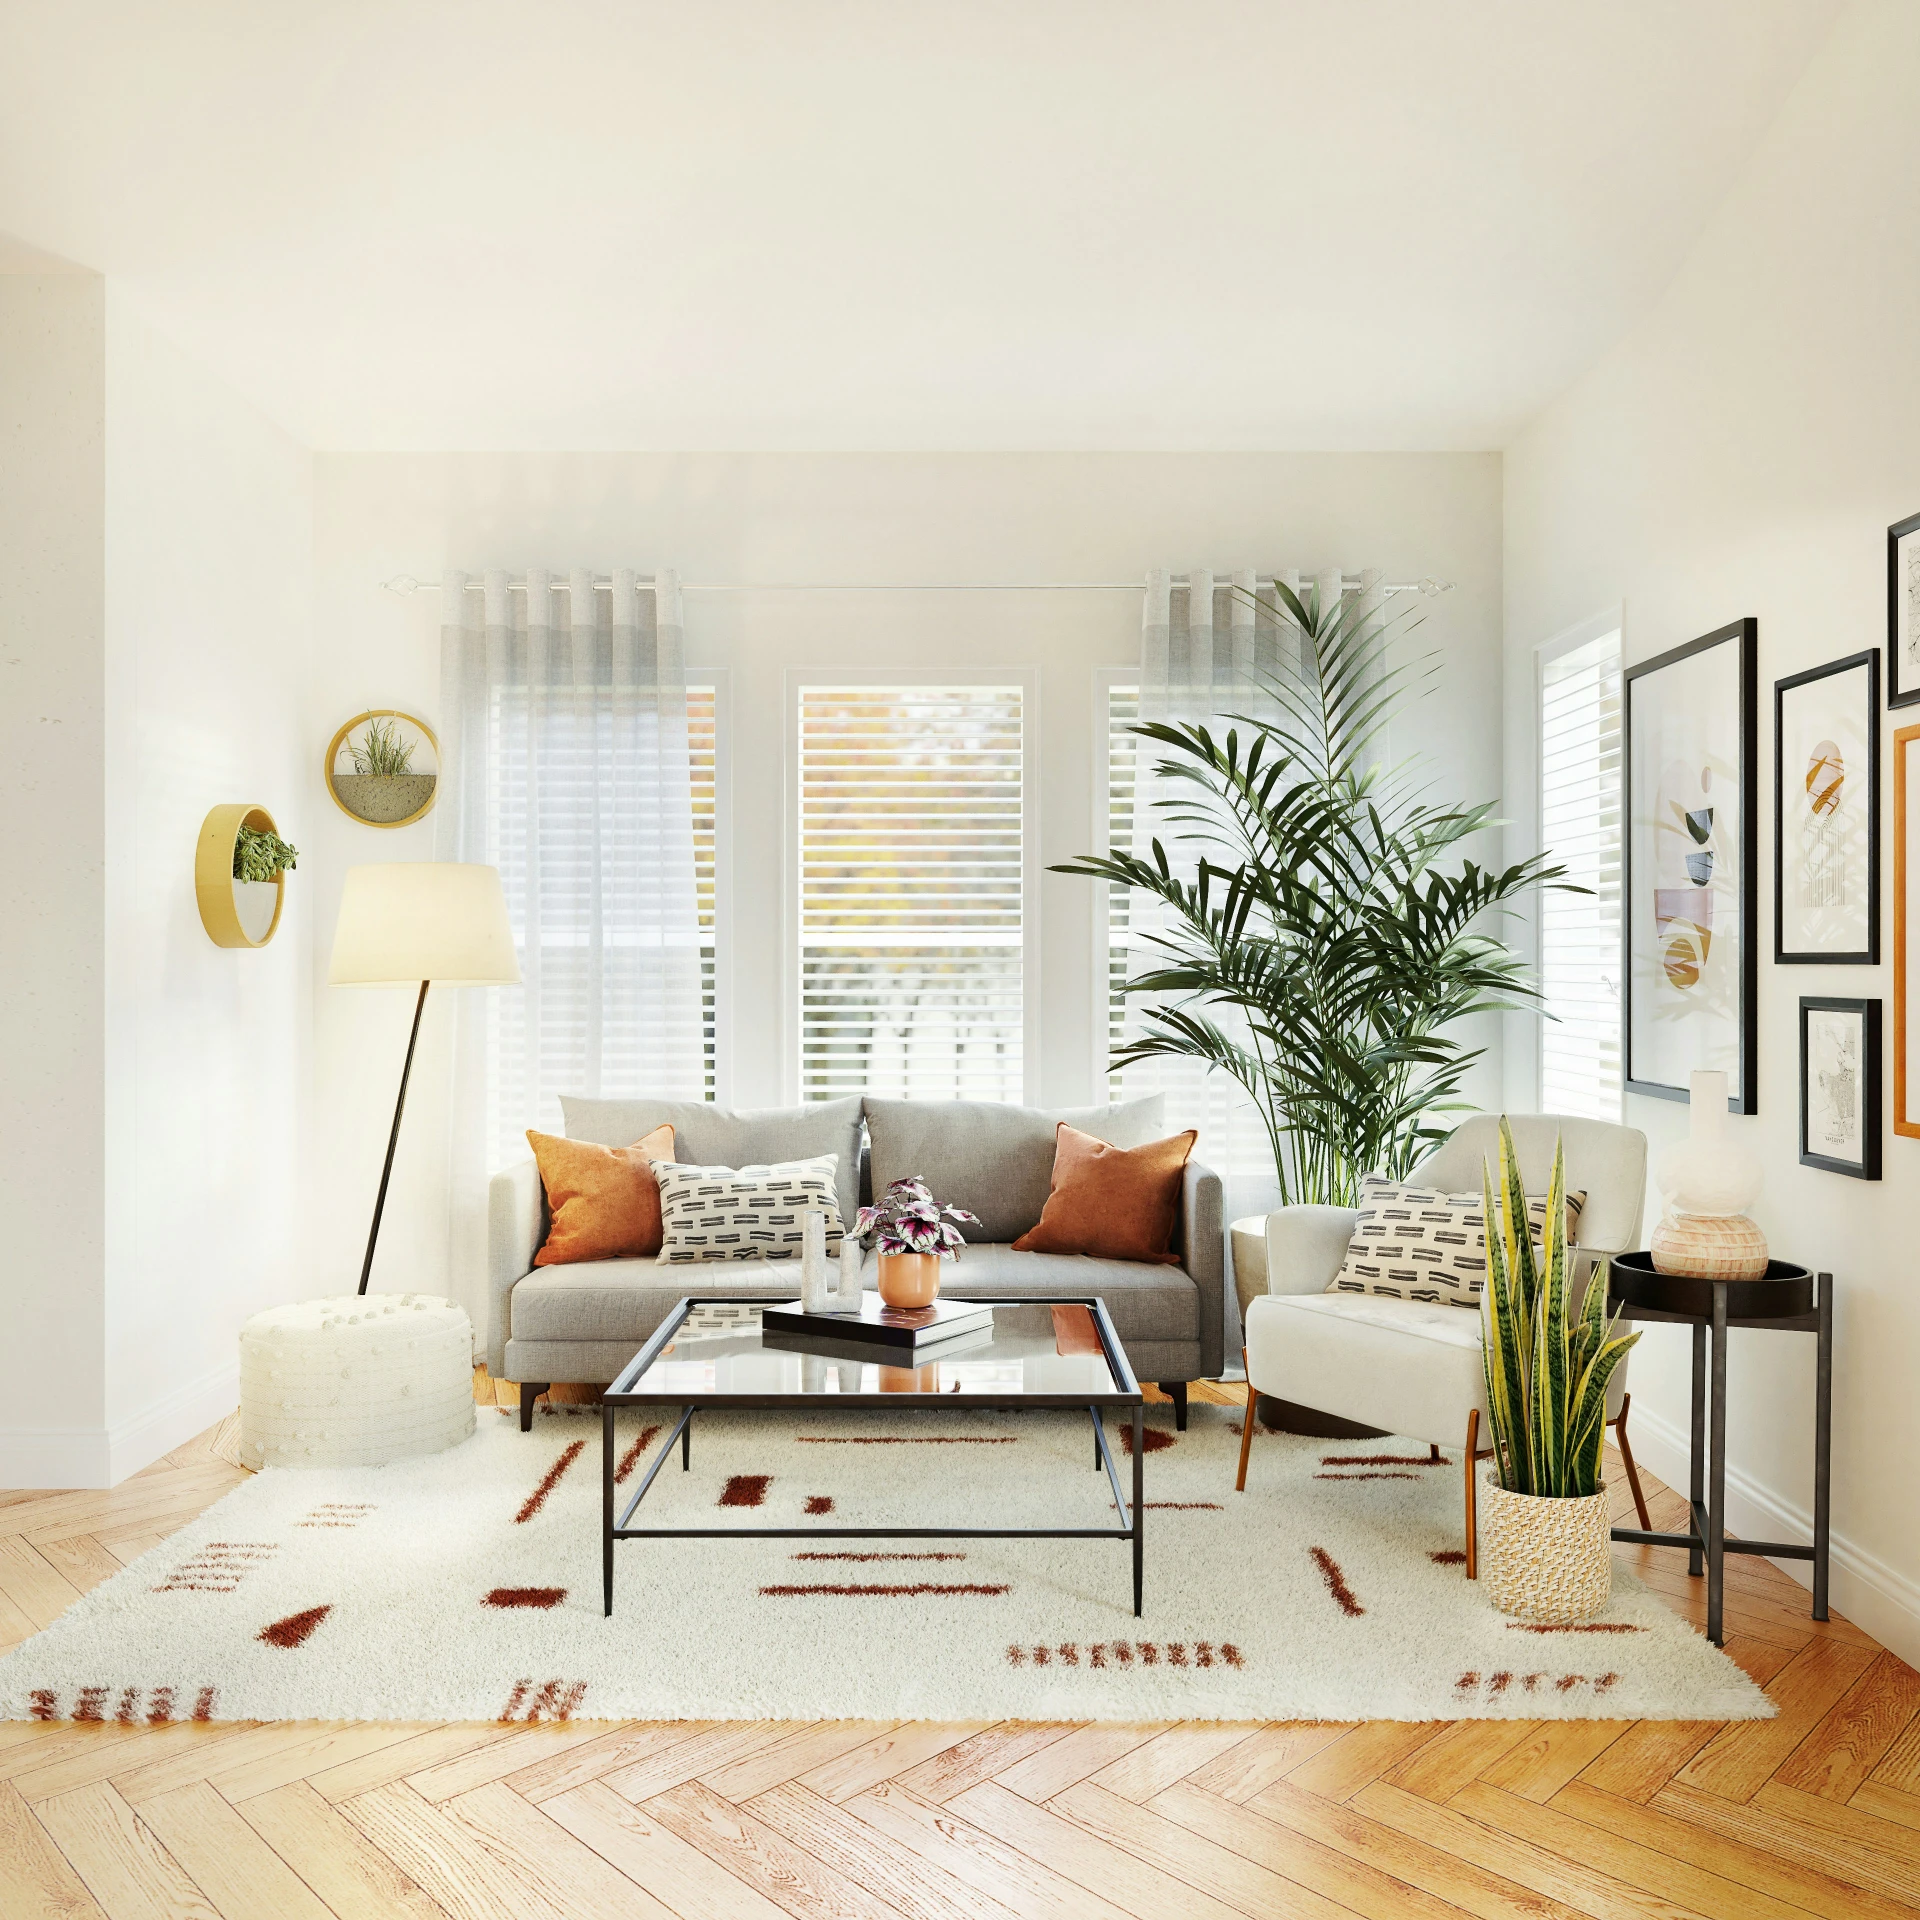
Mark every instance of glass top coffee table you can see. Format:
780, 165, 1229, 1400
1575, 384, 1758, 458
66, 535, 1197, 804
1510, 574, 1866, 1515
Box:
600, 1297, 1147, 1617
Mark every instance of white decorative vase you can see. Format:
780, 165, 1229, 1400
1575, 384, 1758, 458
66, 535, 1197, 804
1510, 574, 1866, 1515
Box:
799, 1211, 830, 1313
1480, 1474, 1614, 1622
834, 1237, 864, 1311
1650, 1069, 1767, 1280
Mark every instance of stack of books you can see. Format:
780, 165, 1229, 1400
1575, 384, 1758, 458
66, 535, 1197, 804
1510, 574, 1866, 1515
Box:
762, 1295, 995, 1363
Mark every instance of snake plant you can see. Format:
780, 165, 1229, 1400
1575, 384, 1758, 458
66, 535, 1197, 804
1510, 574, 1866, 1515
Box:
1481, 1117, 1638, 1499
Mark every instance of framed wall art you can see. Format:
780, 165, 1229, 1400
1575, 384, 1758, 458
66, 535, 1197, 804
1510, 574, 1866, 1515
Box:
1623, 618, 1757, 1110
1888, 511, 1920, 707
1895, 725, 1920, 1137
1774, 650, 1879, 964
1799, 996, 1881, 1179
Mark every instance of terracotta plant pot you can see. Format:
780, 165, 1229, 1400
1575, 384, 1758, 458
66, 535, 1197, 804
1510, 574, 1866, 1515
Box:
1480, 1473, 1614, 1623
876, 1252, 942, 1310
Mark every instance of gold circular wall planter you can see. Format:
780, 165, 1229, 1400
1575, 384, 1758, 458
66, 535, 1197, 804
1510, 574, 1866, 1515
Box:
196, 804, 288, 949
325, 710, 440, 828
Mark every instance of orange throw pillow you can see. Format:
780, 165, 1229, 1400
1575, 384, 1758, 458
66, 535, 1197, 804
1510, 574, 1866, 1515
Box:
1011, 1123, 1197, 1263
528, 1125, 676, 1265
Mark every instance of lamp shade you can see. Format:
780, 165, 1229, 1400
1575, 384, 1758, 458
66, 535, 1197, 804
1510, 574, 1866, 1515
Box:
328, 863, 521, 986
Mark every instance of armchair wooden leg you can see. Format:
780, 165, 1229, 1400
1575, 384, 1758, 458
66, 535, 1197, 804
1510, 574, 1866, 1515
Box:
1612, 1391, 1654, 1533
1464, 1407, 1479, 1580
1235, 1348, 1257, 1493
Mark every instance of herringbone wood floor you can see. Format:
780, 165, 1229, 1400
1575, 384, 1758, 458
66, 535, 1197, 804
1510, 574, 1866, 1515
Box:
3, 1373, 1917, 1920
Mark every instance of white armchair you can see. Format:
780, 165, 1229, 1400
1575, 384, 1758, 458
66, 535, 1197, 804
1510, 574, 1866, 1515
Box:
1235, 1114, 1653, 1575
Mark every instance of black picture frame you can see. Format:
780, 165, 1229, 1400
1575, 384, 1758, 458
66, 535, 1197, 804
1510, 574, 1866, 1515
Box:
1774, 650, 1880, 964
1888, 512, 1920, 708
1798, 996, 1881, 1179
1622, 619, 1758, 1111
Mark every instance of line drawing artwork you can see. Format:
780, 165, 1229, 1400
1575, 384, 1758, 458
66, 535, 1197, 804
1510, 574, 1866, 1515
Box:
1808, 1011, 1861, 1156
1907, 543, 1920, 673
1799, 738, 1847, 911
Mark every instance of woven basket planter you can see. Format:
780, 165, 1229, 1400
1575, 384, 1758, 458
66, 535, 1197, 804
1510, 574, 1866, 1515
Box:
1480, 1473, 1614, 1622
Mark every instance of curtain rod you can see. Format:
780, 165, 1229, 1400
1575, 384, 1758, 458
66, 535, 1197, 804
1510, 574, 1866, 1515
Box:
381, 573, 1453, 597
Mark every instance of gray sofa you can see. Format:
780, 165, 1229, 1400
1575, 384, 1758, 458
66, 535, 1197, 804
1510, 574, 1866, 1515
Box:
488, 1092, 1225, 1429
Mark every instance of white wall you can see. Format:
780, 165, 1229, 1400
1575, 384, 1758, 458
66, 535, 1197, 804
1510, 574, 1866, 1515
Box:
1504, 0, 1920, 1663
0, 279, 313, 1488
100, 293, 314, 1482
309, 452, 1505, 1329
0, 275, 108, 1481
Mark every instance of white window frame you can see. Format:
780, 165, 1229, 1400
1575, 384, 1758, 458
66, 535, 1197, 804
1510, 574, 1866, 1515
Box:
1092, 665, 1142, 1096
693, 667, 736, 1107
781, 666, 1042, 1107
1533, 607, 1625, 1119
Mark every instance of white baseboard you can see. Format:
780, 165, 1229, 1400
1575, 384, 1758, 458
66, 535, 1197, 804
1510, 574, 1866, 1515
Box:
1628, 1402, 1920, 1672
0, 1361, 239, 1492
0, 1425, 112, 1491
107, 1361, 239, 1485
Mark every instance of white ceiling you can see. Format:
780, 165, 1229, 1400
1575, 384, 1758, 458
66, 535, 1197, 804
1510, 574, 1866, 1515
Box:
0, 0, 1839, 452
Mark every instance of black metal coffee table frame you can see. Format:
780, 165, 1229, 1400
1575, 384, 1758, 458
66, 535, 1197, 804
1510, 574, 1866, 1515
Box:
1606, 1256, 1832, 1647
599, 1295, 1147, 1618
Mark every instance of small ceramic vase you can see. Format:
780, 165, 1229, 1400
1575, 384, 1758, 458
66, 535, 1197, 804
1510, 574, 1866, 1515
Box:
799, 1211, 830, 1313
834, 1238, 864, 1312
876, 1251, 942, 1310
1650, 1069, 1768, 1281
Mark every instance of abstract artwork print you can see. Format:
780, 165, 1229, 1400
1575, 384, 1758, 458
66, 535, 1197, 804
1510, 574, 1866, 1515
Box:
1775, 651, 1879, 964
1624, 622, 1755, 1107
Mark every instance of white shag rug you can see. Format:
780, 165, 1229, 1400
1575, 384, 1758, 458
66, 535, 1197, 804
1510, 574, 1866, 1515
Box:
0, 1400, 1768, 1724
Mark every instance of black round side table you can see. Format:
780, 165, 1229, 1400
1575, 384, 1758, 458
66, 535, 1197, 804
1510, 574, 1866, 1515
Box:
1607, 1254, 1832, 1647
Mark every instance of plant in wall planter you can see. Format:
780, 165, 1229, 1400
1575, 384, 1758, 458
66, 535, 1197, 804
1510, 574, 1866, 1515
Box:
326, 710, 440, 827
854, 1178, 979, 1311
233, 823, 299, 943
1478, 1118, 1639, 1623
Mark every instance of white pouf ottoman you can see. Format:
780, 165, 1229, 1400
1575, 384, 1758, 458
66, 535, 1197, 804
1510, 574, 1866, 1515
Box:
238, 1294, 476, 1470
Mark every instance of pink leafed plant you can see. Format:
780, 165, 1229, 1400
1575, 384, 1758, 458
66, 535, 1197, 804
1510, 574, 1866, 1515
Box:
854, 1177, 979, 1260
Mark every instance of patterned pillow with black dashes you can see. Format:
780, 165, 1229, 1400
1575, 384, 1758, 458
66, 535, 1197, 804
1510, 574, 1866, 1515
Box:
1325, 1176, 1586, 1308
653, 1155, 845, 1264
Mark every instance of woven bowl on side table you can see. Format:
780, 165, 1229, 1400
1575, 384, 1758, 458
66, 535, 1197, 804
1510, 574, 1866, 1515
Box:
239, 1294, 475, 1469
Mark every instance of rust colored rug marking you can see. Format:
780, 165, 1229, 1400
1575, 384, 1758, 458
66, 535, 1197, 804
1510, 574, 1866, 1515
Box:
1310, 1546, 1365, 1617
486, 1588, 568, 1610
1118, 1426, 1175, 1456
258, 1606, 331, 1649
500, 1678, 586, 1721
614, 1425, 661, 1485
1008, 1640, 1243, 1669
793, 1551, 966, 1562
794, 1436, 1017, 1445
803, 1495, 834, 1515
1430, 1549, 1467, 1565
515, 1441, 584, 1523
1321, 1454, 1445, 1468
760, 1582, 1009, 1597
1315, 1471, 1419, 1481
720, 1475, 771, 1508
1507, 1621, 1645, 1634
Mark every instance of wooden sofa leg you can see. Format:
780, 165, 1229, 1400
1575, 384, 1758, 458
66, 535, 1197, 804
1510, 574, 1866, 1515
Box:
1464, 1407, 1479, 1580
1613, 1392, 1654, 1532
1159, 1382, 1188, 1431
519, 1382, 550, 1433
1235, 1349, 1256, 1493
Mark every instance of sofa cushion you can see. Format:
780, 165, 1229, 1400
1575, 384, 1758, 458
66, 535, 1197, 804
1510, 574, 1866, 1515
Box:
863, 1095, 1166, 1244
560, 1094, 863, 1228
509, 1242, 1198, 1353
1013, 1124, 1196, 1263
654, 1155, 844, 1265
528, 1125, 676, 1266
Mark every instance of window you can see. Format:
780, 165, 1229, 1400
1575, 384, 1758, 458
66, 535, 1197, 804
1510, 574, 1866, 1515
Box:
798, 685, 1024, 1102
1538, 628, 1623, 1119
1103, 679, 1276, 1214
689, 684, 718, 1099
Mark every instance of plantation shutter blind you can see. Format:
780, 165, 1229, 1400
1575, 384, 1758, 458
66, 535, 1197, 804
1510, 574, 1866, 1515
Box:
1538, 629, 1623, 1119
799, 685, 1024, 1103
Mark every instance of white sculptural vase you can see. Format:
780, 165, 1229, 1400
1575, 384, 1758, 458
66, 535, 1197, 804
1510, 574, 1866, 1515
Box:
1649, 1070, 1769, 1281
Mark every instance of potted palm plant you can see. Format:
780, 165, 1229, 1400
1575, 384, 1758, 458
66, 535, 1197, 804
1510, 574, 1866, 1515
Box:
1054, 579, 1572, 1203
1478, 1117, 1639, 1621
855, 1178, 979, 1310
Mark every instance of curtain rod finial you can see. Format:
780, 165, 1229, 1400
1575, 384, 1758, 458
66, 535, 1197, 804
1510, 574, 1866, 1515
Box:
383, 573, 422, 596
1418, 578, 1455, 597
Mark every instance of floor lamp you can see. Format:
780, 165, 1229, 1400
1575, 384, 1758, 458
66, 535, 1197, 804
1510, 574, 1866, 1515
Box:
329, 863, 520, 1296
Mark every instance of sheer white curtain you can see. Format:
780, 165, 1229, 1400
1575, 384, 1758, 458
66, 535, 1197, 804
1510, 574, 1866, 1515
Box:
437, 567, 704, 1316
1121, 565, 1385, 1236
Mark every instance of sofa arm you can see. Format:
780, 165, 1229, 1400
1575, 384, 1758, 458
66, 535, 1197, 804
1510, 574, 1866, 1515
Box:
488, 1159, 546, 1376
1263, 1205, 1361, 1298
1179, 1159, 1226, 1379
